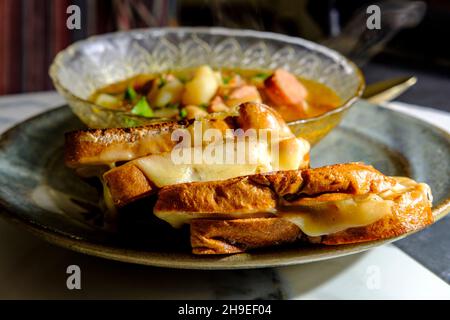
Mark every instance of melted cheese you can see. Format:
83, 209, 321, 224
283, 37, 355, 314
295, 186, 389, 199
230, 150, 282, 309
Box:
379, 176, 432, 203
94, 134, 176, 165
280, 194, 393, 236
156, 211, 274, 229
275, 136, 310, 170
135, 140, 271, 187
280, 177, 430, 236
133, 137, 308, 188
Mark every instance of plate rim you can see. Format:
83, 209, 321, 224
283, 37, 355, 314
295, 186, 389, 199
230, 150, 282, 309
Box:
0, 104, 449, 270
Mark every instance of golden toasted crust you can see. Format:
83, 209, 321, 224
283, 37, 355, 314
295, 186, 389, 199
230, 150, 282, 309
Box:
103, 164, 154, 207
155, 163, 393, 215
249, 169, 304, 196
155, 177, 277, 215
189, 185, 433, 254
64, 121, 189, 167
190, 218, 301, 254
300, 163, 396, 195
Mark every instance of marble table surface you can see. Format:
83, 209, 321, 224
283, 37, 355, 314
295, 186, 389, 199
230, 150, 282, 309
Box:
0, 92, 449, 299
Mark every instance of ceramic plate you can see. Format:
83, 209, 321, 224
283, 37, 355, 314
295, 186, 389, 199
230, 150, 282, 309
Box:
0, 101, 449, 269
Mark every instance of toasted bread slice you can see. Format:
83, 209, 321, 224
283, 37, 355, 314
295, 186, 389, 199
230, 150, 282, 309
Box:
65, 102, 295, 168
65, 121, 186, 168
154, 163, 396, 223
104, 135, 310, 208
191, 218, 301, 254
64, 115, 238, 168
103, 163, 155, 207
100, 102, 310, 208
190, 181, 433, 254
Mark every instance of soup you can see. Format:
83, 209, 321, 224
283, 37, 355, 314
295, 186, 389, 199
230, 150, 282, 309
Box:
90, 66, 341, 122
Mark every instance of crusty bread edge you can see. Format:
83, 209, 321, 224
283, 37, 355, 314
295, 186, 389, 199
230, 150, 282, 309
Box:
189, 185, 433, 254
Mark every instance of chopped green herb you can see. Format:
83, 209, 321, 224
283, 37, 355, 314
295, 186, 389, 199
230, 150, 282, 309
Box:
222, 76, 231, 85
178, 76, 188, 84
131, 97, 153, 118
158, 76, 167, 89
252, 73, 270, 81
123, 117, 140, 127
198, 103, 208, 110
166, 102, 180, 109
179, 108, 188, 119
223, 94, 229, 100
124, 85, 137, 102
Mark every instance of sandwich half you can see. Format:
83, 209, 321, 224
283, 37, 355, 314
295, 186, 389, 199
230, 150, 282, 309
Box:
65, 102, 311, 209
153, 163, 433, 254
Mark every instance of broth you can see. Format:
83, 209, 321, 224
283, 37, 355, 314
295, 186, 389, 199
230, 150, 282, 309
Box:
90, 66, 341, 122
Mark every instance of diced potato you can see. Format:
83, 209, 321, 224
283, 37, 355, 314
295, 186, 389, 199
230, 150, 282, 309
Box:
151, 78, 184, 108
213, 71, 222, 85
182, 65, 219, 105
184, 105, 208, 119
95, 93, 121, 109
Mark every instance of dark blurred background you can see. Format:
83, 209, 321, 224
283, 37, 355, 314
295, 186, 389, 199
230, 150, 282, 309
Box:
1, 0, 449, 111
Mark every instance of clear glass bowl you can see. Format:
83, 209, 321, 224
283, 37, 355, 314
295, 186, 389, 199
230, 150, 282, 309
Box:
49, 27, 365, 145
